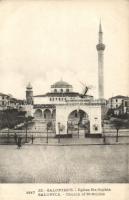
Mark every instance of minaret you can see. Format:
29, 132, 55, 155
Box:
96, 21, 105, 99
26, 82, 33, 105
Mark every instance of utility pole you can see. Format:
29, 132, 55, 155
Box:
46, 123, 48, 144
25, 117, 28, 143
78, 122, 79, 138
58, 122, 60, 143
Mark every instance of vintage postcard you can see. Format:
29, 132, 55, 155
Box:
0, 0, 128, 199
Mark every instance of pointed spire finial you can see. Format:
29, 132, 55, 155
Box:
99, 18, 102, 33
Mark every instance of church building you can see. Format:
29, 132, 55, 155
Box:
25, 22, 106, 137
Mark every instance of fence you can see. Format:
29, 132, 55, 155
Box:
0, 129, 129, 145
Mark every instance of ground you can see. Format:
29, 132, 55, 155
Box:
0, 144, 128, 183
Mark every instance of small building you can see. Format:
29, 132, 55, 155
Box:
0, 93, 10, 110
0, 93, 25, 110
107, 95, 129, 115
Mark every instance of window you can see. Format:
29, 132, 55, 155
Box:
54, 89, 57, 93
50, 98, 51, 101
60, 89, 63, 92
66, 89, 69, 92
116, 99, 118, 102
59, 98, 60, 101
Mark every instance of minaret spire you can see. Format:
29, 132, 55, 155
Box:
99, 19, 102, 32
99, 19, 103, 43
96, 21, 105, 99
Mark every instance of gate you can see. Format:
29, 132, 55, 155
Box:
67, 109, 90, 137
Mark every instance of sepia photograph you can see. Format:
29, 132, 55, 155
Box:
0, 0, 129, 190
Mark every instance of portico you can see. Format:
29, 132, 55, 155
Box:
56, 103, 102, 136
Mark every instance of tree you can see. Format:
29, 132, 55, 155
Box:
111, 119, 123, 142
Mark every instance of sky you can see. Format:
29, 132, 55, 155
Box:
0, 0, 129, 99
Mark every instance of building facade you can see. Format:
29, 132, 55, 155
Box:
34, 80, 93, 105
0, 93, 10, 110
108, 95, 129, 115
0, 93, 25, 111
25, 80, 103, 136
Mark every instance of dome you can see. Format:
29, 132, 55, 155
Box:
51, 80, 72, 88
26, 82, 32, 89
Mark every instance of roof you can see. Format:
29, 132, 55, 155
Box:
26, 82, 32, 89
34, 92, 79, 97
0, 93, 9, 97
51, 80, 72, 88
110, 95, 129, 100
34, 92, 93, 98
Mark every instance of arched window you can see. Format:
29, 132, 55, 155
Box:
44, 109, 51, 119
60, 89, 63, 92
34, 109, 42, 118
54, 89, 57, 93
66, 89, 69, 92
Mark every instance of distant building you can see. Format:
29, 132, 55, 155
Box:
9, 98, 25, 110
108, 95, 129, 115
0, 93, 25, 110
0, 93, 10, 110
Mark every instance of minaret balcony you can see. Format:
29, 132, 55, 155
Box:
96, 43, 105, 51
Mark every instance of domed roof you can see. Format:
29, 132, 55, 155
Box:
26, 82, 32, 89
51, 80, 72, 88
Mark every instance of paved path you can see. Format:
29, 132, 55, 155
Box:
0, 144, 128, 183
